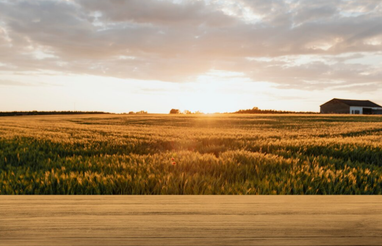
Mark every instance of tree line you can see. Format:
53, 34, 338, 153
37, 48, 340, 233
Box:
0, 111, 109, 117
169, 109, 204, 114
234, 107, 318, 114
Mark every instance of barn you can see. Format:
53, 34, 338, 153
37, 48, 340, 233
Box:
320, 98, 382, 114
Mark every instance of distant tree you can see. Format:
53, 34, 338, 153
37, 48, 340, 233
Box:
183, 110, 192, 114
136, 110, 148, 114
128, 111, 135, 114
169, 109, 180, 114
194, 111, 204, 114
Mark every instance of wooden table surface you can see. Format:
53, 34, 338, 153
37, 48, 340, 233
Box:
1, 196, 382, 246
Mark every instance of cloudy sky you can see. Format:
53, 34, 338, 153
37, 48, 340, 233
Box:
1, 0, 382, 113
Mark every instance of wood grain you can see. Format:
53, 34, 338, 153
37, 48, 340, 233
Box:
1, 196, 382, 245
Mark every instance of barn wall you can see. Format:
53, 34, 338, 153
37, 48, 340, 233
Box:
373, 109, 382, 115
350, 106, 363, 114
320, 101, 350, 114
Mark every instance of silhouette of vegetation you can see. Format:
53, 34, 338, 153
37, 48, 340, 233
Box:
169, 109, 180, 114
170, 109, 205, 114
135, 110, 148, 114
0, 111, 109, 117
123, 111, 148, 115
234, 107, 318, 114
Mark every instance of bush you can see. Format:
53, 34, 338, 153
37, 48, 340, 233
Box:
169, 109, 180, 114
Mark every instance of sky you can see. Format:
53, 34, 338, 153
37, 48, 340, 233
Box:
0, 0, 382, 113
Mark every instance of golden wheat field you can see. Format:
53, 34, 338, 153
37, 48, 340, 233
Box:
1, 114, 382, 195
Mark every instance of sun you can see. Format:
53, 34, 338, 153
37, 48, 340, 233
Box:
193, 82, 227, 113
177, 70, 248, 113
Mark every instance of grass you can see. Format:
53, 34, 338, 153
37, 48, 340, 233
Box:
1, 114, 382, 194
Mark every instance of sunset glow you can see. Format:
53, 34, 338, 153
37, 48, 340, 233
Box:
1, 0, 382, 113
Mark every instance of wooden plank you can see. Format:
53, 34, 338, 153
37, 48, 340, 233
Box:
1, 196, 382, 246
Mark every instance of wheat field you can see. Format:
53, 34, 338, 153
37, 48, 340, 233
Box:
1, 114, 382, 195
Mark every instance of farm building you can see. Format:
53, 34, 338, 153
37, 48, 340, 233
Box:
320, 98, 382, 114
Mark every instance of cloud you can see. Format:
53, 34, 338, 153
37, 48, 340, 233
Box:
0, 0, 381, 90
0, 80, 30, 86
0, 79, 57, 87
78, 0, 237, 27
